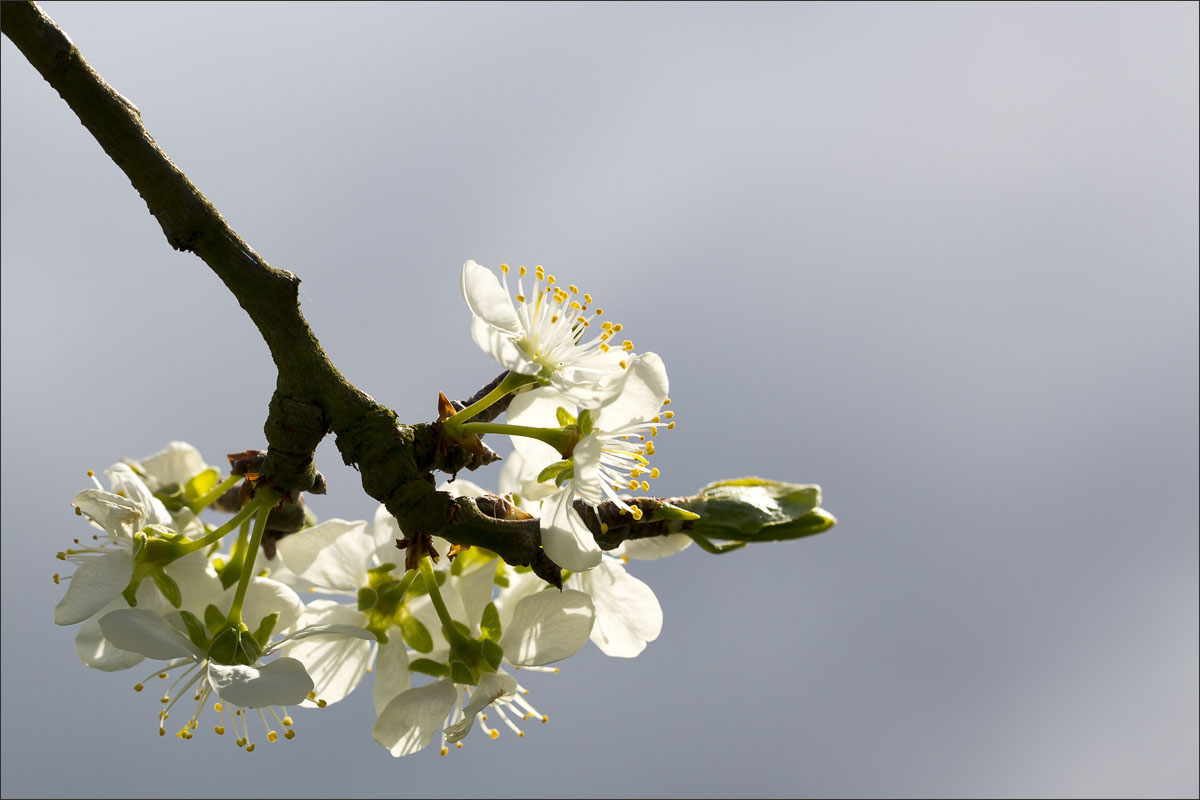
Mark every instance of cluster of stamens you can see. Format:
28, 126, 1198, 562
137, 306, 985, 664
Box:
438, 668, 556, 756
132, 659, 298, 752
595, 399, 676, 520
499, 264, 632, 374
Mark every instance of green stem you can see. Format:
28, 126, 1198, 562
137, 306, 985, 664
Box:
419, 556, 467, 647
225, 492, 277, 626
443, 371, 537, 437
179, 498, 263, 555
458, 421, 577, 456
186, 473, 241, 514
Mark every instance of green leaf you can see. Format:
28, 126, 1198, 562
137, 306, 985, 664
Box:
409, 658, 450, 678
183, 468, 220, 502
480, 602, 502, 642
150, 570, 182, 608
536, 460, 574, 485
555, 406, 577, 427
252, 612, 280, 647
482, 638, 504, 672
204, 603, 225, 634
577, 408, 595, 436
356, 586, 379, 612
178, 610, 209, 651
687, 478, 833, 543
397, 608, 434, 653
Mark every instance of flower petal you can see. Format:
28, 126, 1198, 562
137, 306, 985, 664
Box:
541, 488, 602, 573
506, 387, 574, 466
461, 260, 521, 334
71, 490, 142, 542
372, 633, 411, 716
277, 600, 373, 707
574, 559, 663, 658
613, 533, 694, 561
444, 671, 518, 743
593, 352, 670, 432
471, 316, 539, 375
73, 597, 145, 671
372, 679, 457, 757
500, 588, 595, 666
276, 518, 373, 592
98, 607, 202, 660
135, 441, 210, 489
54, 549, 134, 626
104, 463, 173, 528
207, 657, 314, 707
236, 576, 304, 634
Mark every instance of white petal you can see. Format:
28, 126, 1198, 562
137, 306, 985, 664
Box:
275, 518, 373, 592
569, 435, 605, 506
98, 607, 202, 659
372, 679, 457, 757
104, 463, 173, 528
613, 533, 694, 561
444, 671, 518, 743
277, 600, 373, 706
372, 634, 411, 716
499, 588, 595, 666
498, 450, 558, 503
236, 577, 304, 634
461, 260, 522, 334
593, 352, 670, 432
207, 657, 314, 707
163, 550, 223, 615
74, 597, 145, 671
136, 441, 210, 489
454, 557, 499, 636
541, 489, 602, 573
574, 559, 662, 658
372, 504, 404, 564
71, 490, 142, 542
437, 478, 487, 499
506, 387, 574, 467
54, 549, 134, 626
471, 316, 539, 375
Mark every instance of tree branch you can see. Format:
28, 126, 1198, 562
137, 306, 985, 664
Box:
2, 1, 692, 587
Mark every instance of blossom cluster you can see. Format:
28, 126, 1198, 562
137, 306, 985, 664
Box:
52, 261, 695, 757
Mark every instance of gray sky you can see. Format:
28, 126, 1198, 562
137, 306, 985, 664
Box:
3, 2, 1197, 797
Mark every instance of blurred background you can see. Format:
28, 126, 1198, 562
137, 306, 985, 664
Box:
3, 2, 1196, 797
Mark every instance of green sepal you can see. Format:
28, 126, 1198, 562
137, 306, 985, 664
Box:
480, 602, 502, 642
150, 569, 182, 608
238, 629, 263, 665
409, 658, 450, 678
536, 459, 574, 485
449, 660, 478, 685
555, 406, 578, 427
207, 627, 240, 665
397, 608, 434, 653
203, 603, 225, 635
651, 501, 701, 521
357, 586, 379, 612
451, 620, 472, 640
577, 408, 595, 436
481, 638, 504, 672
153, 483, 186, 512
687, 531, 748, 555
183, 467, 220, 502
252, 611, 280, 647
687, 478, 833, 543
178, 610, 209, 651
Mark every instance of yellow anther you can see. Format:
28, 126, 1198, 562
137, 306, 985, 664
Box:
570, 300, 581, 310
584, 293, 593, 304
600, 522, 609, 534
551, 314, 559, 323
52, 573, 60, 584
641, 481, 650, 492
282, 716, 294, 726
307, 692, 316, 699
664, 410, 675, 419
521, 265, 528, 277
246, 743, 256, 753
541, 714, 550, 722
87, 470, 95, 477
600, 343, 610, 352
631, 506, 644, 520
284, 729, 296, 740
602, 321, 612, 330
652, 416, 661, 423
490, 730, 500, 739
518, 731, 525, 737
159, 673, 168, 679
134, 683, 144, 692
500, 263, 509, 274
618, 507, 628, 515
158, 728, 166, 737
620, 360, 627, 369
160, 695, 171, 704
236, 737, 247, 747
214, 702, 223, 712
516, 294, 526, 303
627, 480, 639, 490
650, 468, 660, 478
317, 698, 328, 708
630, 469, 641, 478
595, 308, 604, 315
267, 731, 278, 743
440, 747, 449, 756
622, 340, 634, 351
613, 323, 623, 332
57, 552, 66, 560
667, 422, 676, 429
547, 274, 556, 285
74, 507, 82, 516
214, 725, 226, 735
651, 428, 659, 437
663, 397, 671, 405
569, 284, 579, 294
